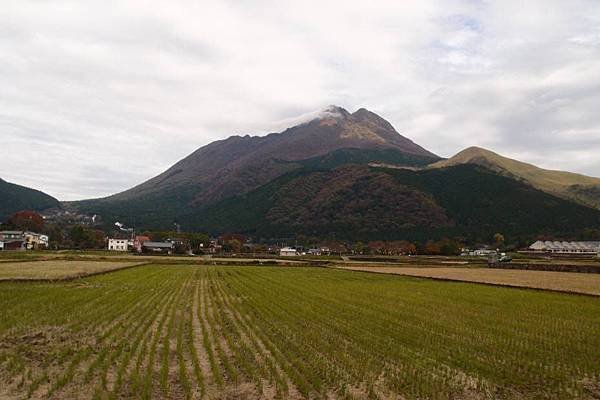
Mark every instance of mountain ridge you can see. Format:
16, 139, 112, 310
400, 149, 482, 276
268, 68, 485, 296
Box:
430, 146, 600, 209
0, 178, 59, 221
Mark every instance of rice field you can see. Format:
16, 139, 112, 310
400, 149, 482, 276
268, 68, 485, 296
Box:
338, 265, 600, 296
0, 261, 144, 280
0, 264, 598, 399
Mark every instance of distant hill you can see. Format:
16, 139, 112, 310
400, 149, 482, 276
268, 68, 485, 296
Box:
430, 146, 600, 209
0, 178, 59, 221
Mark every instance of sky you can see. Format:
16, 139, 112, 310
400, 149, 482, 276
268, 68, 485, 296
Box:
1, 0, 600, 200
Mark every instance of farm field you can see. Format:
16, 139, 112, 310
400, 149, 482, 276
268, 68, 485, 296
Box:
338, 266, 600, 296
0, 261, 144, 280
0, 265, 599, 399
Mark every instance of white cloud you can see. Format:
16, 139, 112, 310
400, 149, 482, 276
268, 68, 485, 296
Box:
0, 0, 599, 199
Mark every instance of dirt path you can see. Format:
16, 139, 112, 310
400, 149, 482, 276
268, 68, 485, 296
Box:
337, 266, 600, 296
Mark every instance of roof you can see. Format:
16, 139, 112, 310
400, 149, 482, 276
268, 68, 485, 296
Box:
143, 242, 174, 248
529, 241, 600, 251
0, 231, 25, 235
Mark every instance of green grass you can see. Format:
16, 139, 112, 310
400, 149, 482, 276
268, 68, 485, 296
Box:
0, 265, 598, 399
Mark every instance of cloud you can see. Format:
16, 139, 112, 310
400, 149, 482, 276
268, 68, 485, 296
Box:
0, 0, 599, 199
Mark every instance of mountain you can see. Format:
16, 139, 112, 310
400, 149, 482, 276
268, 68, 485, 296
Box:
72, 107, 600, 241
75, 106, 440, 223
169, 164, 600, 242
0, 178, 59, 221
430, 147, 600, 209
104, 106, 437, 205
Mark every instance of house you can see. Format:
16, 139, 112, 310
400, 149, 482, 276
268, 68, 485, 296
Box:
133, 235, 151, 253
307, 247, 331, 256
0, 239, 26, 251
528, 241, 600, 256
24, 232, 49, 249
0, 231, 47, 251
108, 238, 130, 251
0, 231, 25, 241
280, 247, 298, 256
473, 249, 496, 256
205, 239, 222, 254
142, 241, 174, 254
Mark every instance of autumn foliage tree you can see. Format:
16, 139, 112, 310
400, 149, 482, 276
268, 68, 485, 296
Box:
367, 240, 416, 255
8, 211, 44, 232
424, 240, 442, 255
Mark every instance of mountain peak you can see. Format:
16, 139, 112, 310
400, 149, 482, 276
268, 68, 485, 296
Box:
323, 105, 350, 115
351, 107, 374, 117
102, 106, 439, 205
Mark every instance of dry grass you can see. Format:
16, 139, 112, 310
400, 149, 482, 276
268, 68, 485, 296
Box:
339, 265, 600, 296
0, 260, 144, 280
430, 146, 600, 208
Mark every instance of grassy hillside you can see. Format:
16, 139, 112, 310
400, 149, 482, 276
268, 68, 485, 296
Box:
431, 146, 600, 209
185, 164, 600, 241
384, 164, 600, 240
0, 178, 59, 221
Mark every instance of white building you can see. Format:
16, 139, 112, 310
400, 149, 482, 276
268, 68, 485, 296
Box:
528, 241, 600, 256
471, 249, 496, 257
24, 232, 49, 249
280, 247, 298, 256
108, 238, 130, 251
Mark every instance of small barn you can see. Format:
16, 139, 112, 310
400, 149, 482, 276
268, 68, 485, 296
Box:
142, 241, 174, 255
528, 241, 600, 256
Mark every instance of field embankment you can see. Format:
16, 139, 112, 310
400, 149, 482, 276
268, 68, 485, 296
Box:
490, 261, 600, 273
338, 265, 600, 296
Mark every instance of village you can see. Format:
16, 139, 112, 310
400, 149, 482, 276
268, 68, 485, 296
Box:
2, 223, 600, 261
2, 207, 600, 260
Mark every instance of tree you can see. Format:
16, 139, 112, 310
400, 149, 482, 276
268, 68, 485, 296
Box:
368, 241, 386, 255
188, 233, 210, 252
223, 239, 242, 253
220, 233, 246, 244
424, 240, 441, 255
69, 226, 105, 249
45, 224, 64, 249
8, 210, 44, 232
323, 240, 347, 255
438, 238, 461, 256
391, 240, 416, 255
352, 241, 369, 255
493, 233, 505, 246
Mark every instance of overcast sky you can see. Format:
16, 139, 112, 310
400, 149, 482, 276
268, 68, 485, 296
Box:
1, 0, 600, 200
